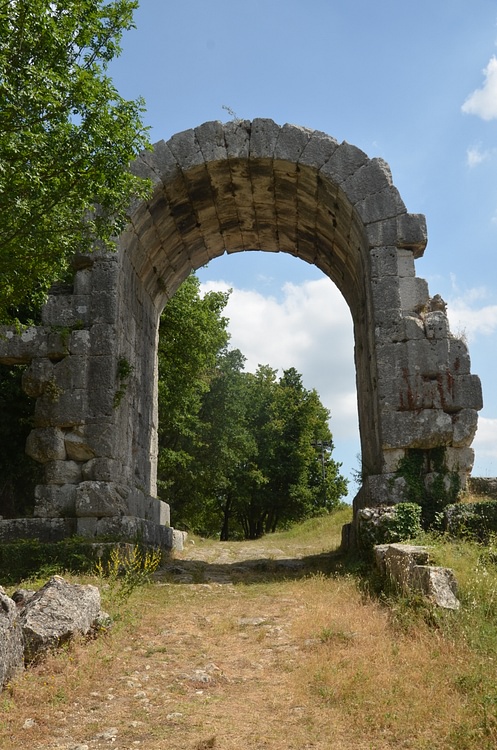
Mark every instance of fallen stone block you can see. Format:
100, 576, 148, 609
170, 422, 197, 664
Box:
19, 575, 103, 662
375, 543, 460, 610
411, 565, 460, 610
0, 588, 24, 688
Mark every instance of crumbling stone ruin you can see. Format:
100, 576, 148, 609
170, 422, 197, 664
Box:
0, 120, 483, 548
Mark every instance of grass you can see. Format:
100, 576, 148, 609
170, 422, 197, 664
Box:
2, 501, 497, 748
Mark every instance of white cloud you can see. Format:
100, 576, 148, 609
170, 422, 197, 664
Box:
474, 417, 497, 457
462, 56, 497, 121
446, 287, 497, 341
200, 277, 359, 441
473, 417, 497, 482
466, 144, 491, 167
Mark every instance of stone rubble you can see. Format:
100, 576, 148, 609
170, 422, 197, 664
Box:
0, 576, 108, 689
374, 542, 460, 609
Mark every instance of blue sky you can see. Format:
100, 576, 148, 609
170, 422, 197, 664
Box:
110, 0, 497, 494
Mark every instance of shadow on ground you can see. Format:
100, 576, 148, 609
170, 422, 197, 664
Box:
156, 549, 354, 585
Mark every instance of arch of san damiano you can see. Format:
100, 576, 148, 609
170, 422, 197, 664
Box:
0, 119, 483, 549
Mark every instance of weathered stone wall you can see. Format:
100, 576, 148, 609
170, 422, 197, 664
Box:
0, 119, 483, 545
0, 253, 173, 547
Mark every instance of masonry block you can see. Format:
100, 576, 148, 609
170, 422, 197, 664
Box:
125, 492, 171, 526
75, 481, 128, 518
87, 324, 118, 356
375, 543, 459, 609
74, 422, 119, 460
69, 329, 90, 355
452, 409, 479, 447
0, 326, 49, 365
76, 517, 99, 537
321, 141, 368, 184
134, 140, 179, 186
448, 338, 471, 374
167, 127, 204, 171
298, 129, 338, 167
33, 484, 77, 518
424, 311, 449, 340
453, 374, 483, 411
81, 457, 123, 483
26, 427, 66, 463
355, 185, 406, 225
0, 518, 76, 542
223, 120, 251, 159
64, 428, 97, 462
41, 295, 90, 327
396, 213, 428, 256
90, 290, 118, 324
407, 338, 449, 379
53, 355, 89, 391
382, 409, 453, 450
129, 148, 163, 186
274, 122, 312, 163
445, 447, 475, 473
342, 158, 392, 204
372, 276, 401, 311
399, 276, 429, 313
45, 460, 83, 485
381, 448, 405, 473
195, 120, 228, 162
249, 118, 281, 158
34, 389, 88, 429
22, 358, 55, 398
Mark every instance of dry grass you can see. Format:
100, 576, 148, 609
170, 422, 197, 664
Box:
1, 508, 496, 749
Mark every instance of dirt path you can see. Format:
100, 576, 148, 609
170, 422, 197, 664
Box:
2, 529, 477, 750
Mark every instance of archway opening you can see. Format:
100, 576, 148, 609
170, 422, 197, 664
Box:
155, 251, 358, 538
122, 146, 383, 507
195, 251, 359, 492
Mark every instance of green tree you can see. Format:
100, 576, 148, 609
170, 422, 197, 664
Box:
156, 274, 230, 514
242, 367, 347, 537
234, 364, 279, 538
0, 0, 150, 321
156, 278, 347, 540
173, 359, 348, 540
195, 348, 263, 540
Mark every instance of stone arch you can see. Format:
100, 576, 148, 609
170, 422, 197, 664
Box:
0, 120, 482, 548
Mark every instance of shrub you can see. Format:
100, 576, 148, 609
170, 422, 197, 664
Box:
95, 545, 162, 603
394, 448, 460, 530
0, 538, 98, 583
357, 503, 422, 550
445, 501, 497, 543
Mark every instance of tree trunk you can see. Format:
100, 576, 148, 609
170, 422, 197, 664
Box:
220, 496, 232, 541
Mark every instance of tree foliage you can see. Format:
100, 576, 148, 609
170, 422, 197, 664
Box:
157, 277, 348, 539
0, 0, 150, 321
156, 274, 230, 500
